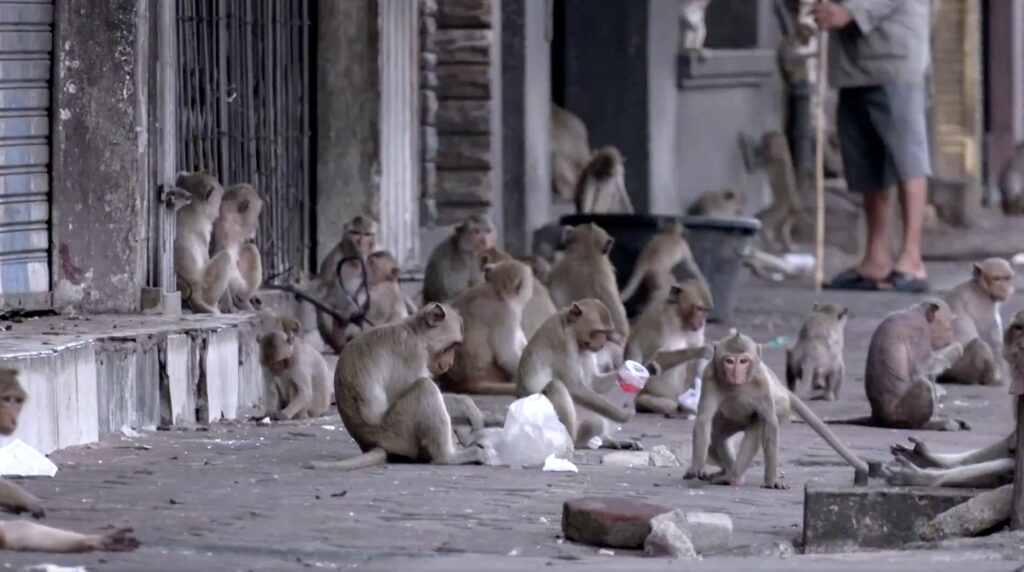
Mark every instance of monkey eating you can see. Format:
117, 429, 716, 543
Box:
785, 302, 848, 401
308, 303, 494, 470
174, 170, 235, 314
685, 332, 869, 489
574, 147, 633, 214
423, 214, 496, 304
625, 280, 713, 417
438, 259, 533, 396
618, 219, 708, 308
259, 316, 332, 420
0, 368, 140, 553
940, 258, 1015, 386
517, 299, 647, 450
211, 183, 264, 312
829, 299, 970, 431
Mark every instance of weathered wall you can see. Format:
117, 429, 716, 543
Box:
51, 0, 148, 313
315, 0, 380, 264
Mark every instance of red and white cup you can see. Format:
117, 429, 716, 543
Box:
617, 360, 651, 395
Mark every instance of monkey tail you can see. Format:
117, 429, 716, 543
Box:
820, 415, 876, 427
304, 448, 387, 471
788, 391, 869, 474
262, 283, 350, 324
619, 269, 645, 304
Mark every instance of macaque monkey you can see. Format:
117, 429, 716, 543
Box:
174, 170, 234, 314
308, 303, 493, 470
830, 300, 969, 431
999, 141, 1024, 215
259, 316, 332, 420
517, 299, 645, 450
679, 0, 711, 60
551, 104, 592, 202
685, 332, 868, 489
574, 147, 633, 214
739, 131, 810, 253
940, 258, 1015, 386
438, 260, 533, 395
785, 302, 848, 401
483, 248, 557, 338
315, 215, 378, 353
423, 214, 496, 303
625, 280, 713, 416
548, 223, 630, 340
361, 250, 414, 328
0, 369, 140, 553
686, 189, 744, 216
619, 219, 708, 305
211, 183, 264, 312
882, 309, 1024, 488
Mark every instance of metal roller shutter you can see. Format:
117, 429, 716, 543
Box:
0, 0, 52, 306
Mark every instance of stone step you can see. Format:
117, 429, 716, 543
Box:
0, 314, 268, 455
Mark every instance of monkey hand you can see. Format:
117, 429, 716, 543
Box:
642, 361, 662, 377
698, 345, 714, 361
880, 456, 932, 487
890, 437, 939, 468
20, 496, 45, 519
88, 527, 141, 552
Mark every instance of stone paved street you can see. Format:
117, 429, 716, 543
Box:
2, 266, 1024, 571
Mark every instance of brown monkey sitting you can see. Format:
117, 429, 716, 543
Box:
517, 299, 644, 450
259, 317, 332, 420
315, 215, 378, 353
625, 280, 713, 417
785, 302, 848, 401
438, 259, 533, 396
685, 332, 867, 489
619, 219, 708, 307
483, 248, 557, 338
940, 258, 1015, 386
308, 303, 492, 470
831, 299, 968, 431
174, 170, 235, 314
423, 214, 496, 303
211, 183, 264, 312
0, 369, 139, 553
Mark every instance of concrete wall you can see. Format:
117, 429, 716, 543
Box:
51, 0, 148, 313
646, 0, 680, 214
315, 0, 381, 264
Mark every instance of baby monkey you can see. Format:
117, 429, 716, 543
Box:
259, 316, 332, 420
786, 302, 848, 401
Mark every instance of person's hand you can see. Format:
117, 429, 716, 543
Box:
810, 2, 853, 31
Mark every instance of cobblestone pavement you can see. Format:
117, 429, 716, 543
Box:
3, 268, 1024, 571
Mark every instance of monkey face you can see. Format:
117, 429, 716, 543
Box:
1004, 312, 1024, 352
0, 370, 25, 436
976, 260, 1015, 302
720, 353, 754, 386
567, 299, 615, 352
266, 357, 291, 375
367, 251, 400, 285
670, 281, 712, 332
429, 342, 461, 376
347, 229, 375, 258
470, 225, 495, 252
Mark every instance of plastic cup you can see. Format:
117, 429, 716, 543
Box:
617, 360, 650, 395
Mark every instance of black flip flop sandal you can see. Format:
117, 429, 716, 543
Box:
887, 270, 929, 293
824, 268, 881, 291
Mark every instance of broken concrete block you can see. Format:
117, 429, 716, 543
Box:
684, 511, 733, 554
803, 485, 977, 553
644, 512, 697, 559
562, 496, 671, 549
601, 451, 652, 467
649, 445, 680, 467
920, 484, 1012, 541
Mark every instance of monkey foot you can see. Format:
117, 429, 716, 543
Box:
709, 473, 741, 487
761, 479, 790, 490
683, 469, 710, 481
92, 527, 141, 552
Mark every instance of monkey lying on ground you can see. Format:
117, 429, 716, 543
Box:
308, 304, 493, 470
619, 219, 708, 306
211, 183, 264, 312
882, 309, 1024, 487
786, 302, 848, 401
438, 259, 533, 396
548, 223, 631, 341
518, 299, 651, 450
940, 258, 1015, 386
828, 299, 970, 431
625, 280, 713, 417
174, 170, 234, 314
684, 332, 868, 489
259, 316, 332, 420
551, 104, 593, 202
483, 248, 557, 338
574, 147, 634, 214
0, 369, 139, 552
423, 214, 496, 303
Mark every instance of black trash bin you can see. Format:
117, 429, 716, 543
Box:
559, 213, 761, 323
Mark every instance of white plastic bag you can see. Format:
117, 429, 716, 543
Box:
678, 377, 702, 414
0, 439, 58, 477
497, 394, 574, 467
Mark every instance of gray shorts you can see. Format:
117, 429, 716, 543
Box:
836, 83, 932, 192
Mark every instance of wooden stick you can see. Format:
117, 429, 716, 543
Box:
813, 4, 829, 291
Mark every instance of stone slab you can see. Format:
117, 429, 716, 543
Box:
803, 485, 979, 553
562, 496, 671, 549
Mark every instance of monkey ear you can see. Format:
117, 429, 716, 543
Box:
973, 263, 984, 281
424, 303, 447, 328
479, 254, 492, 271
667, 284, 682, 304
756, 344, 764, 359
560, 226, 575, 247
602, 237, 614, 256
568, 302, 583, 322
838, 307, 849, 320
922, 301, 941, 322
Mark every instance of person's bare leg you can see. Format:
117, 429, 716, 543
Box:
894, 176, 928, 279
856, 189, 895, 282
